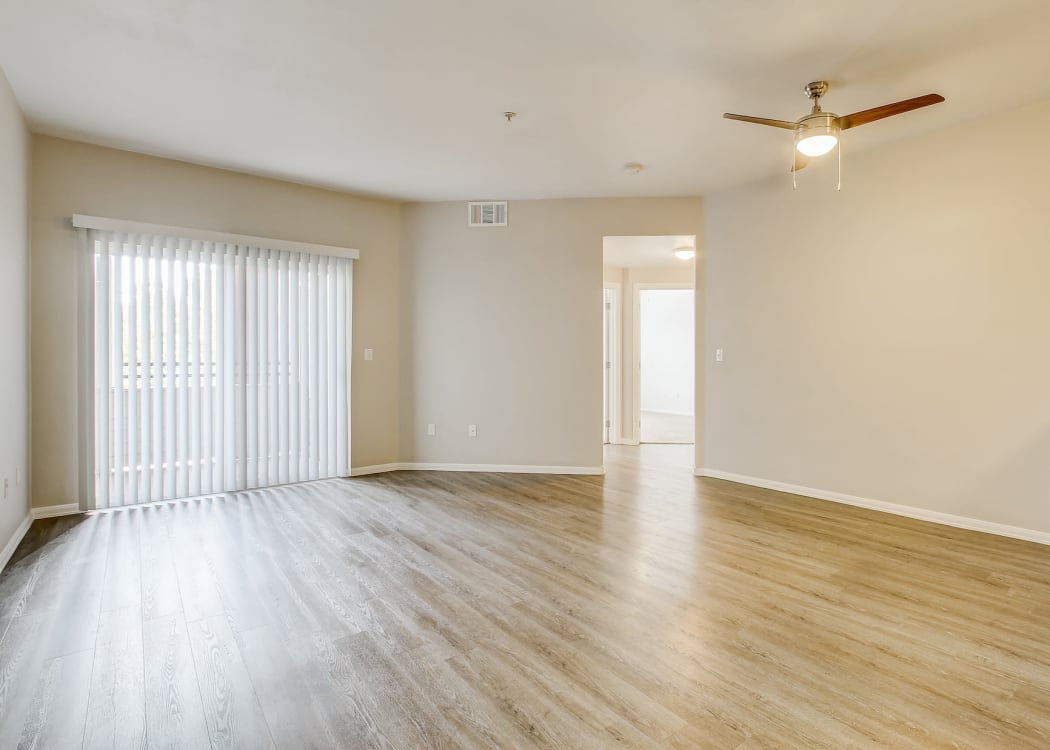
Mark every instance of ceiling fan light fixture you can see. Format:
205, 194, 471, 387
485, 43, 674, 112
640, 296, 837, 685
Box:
796, 134, 838, 156
673, 247, 695, 260
795, 113, 840, 157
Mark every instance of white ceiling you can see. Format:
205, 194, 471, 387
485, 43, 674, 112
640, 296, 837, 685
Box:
3, 0, 1050, 201
604, 236, 696, 269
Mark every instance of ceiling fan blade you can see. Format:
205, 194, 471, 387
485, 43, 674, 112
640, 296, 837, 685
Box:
837, 94, 944, 130
723, 113, 798, 130
790, 152, 809, 172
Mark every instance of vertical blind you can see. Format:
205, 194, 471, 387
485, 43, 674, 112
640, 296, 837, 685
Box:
90, 229, 352, 508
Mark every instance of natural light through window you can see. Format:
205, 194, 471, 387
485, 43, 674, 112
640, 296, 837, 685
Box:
90, 230, 351, 508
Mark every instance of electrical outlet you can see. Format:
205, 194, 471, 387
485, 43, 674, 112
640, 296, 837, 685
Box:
426, 423, 436, 436
468, 424, 477, 438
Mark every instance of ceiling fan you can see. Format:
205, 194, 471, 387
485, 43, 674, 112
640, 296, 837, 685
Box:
723, 82, 945, 179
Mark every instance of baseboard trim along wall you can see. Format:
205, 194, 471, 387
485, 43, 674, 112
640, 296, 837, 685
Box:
695, 468, 1050, 547
351, 463, 605, 477
349, 463, 406, 477
0, 512, 32, 572
32, 503, 82, 519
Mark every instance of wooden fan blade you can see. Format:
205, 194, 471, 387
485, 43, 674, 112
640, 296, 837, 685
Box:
723, 113, 798, 130
791, 151, 809, 172
838, 94, 944, 130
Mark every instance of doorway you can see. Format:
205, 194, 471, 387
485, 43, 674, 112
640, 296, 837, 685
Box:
637, 287, 694, 443
602, 235, 695, 447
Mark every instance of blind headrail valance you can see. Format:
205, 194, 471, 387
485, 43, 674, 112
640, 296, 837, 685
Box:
71, 214, 361, 261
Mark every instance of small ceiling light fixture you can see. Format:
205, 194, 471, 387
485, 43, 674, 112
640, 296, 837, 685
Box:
504, 111, 516, 122
624, 162, 645, 175
673, 246, 696, 260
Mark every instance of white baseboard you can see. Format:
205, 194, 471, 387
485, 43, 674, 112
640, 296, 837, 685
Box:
349, 463, 407, 477
351, 463, 605, 477
0, 512, 32, 572
32, 503, 82, 519
695, 468, 1050, 547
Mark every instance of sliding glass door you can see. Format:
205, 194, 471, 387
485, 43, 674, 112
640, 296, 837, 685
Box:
88, 230, 351, 508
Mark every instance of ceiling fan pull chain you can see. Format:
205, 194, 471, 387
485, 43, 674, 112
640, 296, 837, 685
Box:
837, 139, 842, 191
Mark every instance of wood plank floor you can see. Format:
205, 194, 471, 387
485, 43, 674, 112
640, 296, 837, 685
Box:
1, 444, 1048, 748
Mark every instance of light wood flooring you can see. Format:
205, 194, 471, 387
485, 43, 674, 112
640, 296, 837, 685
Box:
1, 444, 1048, 748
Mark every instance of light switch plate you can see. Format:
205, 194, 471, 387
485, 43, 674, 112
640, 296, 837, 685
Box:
426, 423, 436, 436
364, 348, 374, 361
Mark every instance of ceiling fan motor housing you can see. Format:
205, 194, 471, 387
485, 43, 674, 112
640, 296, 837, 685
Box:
797, 111, 838, 133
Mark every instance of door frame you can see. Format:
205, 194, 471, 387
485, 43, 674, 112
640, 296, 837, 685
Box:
603, 282, 622, 444
632, 282, 694, 444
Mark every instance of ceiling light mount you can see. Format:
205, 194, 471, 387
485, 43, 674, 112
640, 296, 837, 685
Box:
623, 162, 645, 175
804, 80, 829, 104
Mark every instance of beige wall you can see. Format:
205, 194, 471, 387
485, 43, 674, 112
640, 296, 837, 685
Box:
603, 263, 695, 443
0, 69, 30, 548
30, 136, 402, 509
703, 98, 1050, 535
400, 198, 703, 468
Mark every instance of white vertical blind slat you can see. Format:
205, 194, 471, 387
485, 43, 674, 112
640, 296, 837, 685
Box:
325, 257, 337, 473
149, 236, 163, 502
245, 249, 258, 489
136, 235, 150, 502
316, 254, 329, 479
175, 237, 189, 499
255, 246, 268, 491
163, 236, 177, 499
218, 244, 233, 490
266, 249, 279, 486
288, 251, 299, 483
126, 234, 140, 504
336, 260, 349, 476
233, 246, 246, 491
200, 241, 214, 495
297, 252, 309, 482
308, 254, 319, 481
278, 251, 290, 485
94, 234, 111, 507
187, 240, 200, 497
91, 232, 351, 507
111, 232, 126, 507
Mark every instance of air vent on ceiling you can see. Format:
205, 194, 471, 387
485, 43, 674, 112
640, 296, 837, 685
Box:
467, 201, 508, 227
